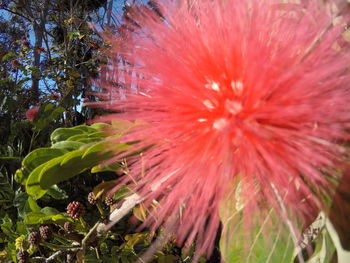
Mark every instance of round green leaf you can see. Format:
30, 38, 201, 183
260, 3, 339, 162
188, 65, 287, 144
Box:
22, 148, 67, 173
50, 128, 84, 143
51, 141, 84, 151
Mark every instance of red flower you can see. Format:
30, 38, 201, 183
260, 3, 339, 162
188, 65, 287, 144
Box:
26, 106, 39, 122
98, 0, 350, 259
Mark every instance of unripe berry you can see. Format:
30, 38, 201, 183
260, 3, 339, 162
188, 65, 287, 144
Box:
17, 251, 29, 263
39, 225, 52, 240
28, 231, 41, 245
87, 192, 97, 205
64, 221, 74, 232
67, 201, 85, 219
104, 196, 115, 206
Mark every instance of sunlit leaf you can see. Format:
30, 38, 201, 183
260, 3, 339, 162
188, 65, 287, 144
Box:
92, 180, 117, 199
50, 128, 84, 143
46, 185, 68, 200
219, 190, 296, 263
22, 148, 67, 173
51, 141, 84, 151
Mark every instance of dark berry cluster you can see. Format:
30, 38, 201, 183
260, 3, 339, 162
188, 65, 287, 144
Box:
28, 231, 41, 245
67, 201, 85, 219
64, 221, 74, 232
17, 251, 29, 263
39, 225, 52, 240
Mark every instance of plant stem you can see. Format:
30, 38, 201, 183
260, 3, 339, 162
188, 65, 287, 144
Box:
95, 247, 100, 259
79, 217, 89, 232
40, 241, 75, 251
53, 233, 71, 246
96, 202, 105, 217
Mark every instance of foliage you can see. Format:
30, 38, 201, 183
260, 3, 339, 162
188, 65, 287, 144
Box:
1, 122, 349, 262
0, 123, 206, 263
1, 1, 350, 263
218, 185, 349, 263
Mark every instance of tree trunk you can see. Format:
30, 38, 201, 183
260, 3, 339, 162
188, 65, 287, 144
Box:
30, 0, 50, 103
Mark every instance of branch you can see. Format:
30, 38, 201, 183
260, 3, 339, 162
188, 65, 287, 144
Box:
2, 7, 32, 22
56, 193, 143, 261
81, 221, 100, 256
108, 193, 143, 225
32, 247, 80, 263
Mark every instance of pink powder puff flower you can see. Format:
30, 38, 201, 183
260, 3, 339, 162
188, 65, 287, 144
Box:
26, 106, 39, 122
36, 46, 45, 54
97, 0, 350, 259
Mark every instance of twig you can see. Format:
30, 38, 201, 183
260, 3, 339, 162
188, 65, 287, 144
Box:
2, 7, 32, 22
81, 221, 100, 256
32, 247, 80, 263
107, 193, 143, 228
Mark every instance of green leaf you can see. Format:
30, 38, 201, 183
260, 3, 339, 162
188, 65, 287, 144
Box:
157, 254, 179, 263
22, 148, 67, 172
124, 233, 150, 249
58, 148, 85, 166
90, 123, 110, 130
0, 214, 16, 241
24, 211, 72, 225
1, 52, 16, 62
306, 228, 335, 263
15, 169, 28, 185
14, 193, 41, 218
25, 127, 128, 199
43, 103, 54, 112
133, 204, 147, 222
114, 186, 130, 201
219, 190, 295, 263
111, 119, 138, 133
0, 156, 20, 160
16, 221, 28, 235
66, 136, 102, 144
0, 171, 14, 205
81, 141, 111, 159
51, 141, 84, 151
91, 162, 121, 173
24, 212, 46, 225
100, 242, 109, 255
26, 195, 41, 212
34, 104, 65, 130
26, 149, 88, 198
39, 142, 114, 191
325, 218, 350, 263
70, 125, 97, 133
37, 153, 83, 192
50, 124, 101, 143
40, 207, 60, 216
66, 132, 105, 143
46, 185, 68, 200
329, 171, 350, 251
26, 162, 52, 199
92, 180, 118, 199
50, 128, 84, 143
